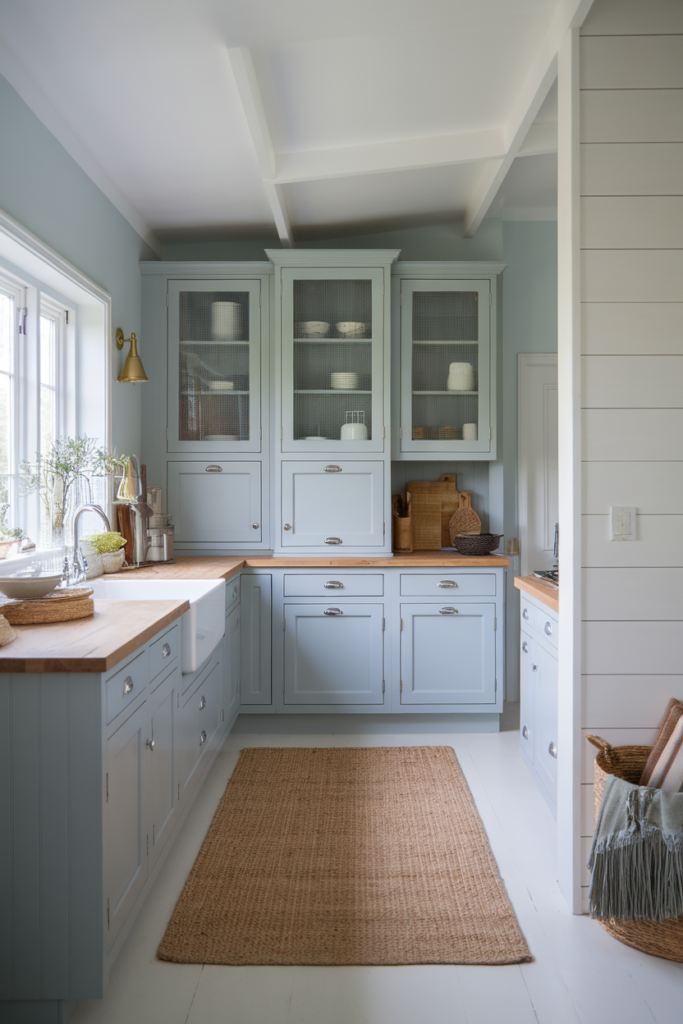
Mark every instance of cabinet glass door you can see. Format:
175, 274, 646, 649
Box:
168, 280, 261, 452
400, 280, 491, 454
282, 268, 385, 452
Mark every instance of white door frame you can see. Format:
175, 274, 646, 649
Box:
518, 353, 558, 578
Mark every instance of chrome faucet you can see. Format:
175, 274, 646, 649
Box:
67, 504, 112, 584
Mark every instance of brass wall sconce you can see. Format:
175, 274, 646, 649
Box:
116, 328, 149, 383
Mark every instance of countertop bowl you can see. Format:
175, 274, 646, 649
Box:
451, 533, 503, 556
0, 574, 62, 600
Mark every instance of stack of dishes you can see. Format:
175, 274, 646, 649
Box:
208, 380, 234, 391
331, 372, 359, 390
297, 321, 330, 338
211, 301, 243, 340
336, 321, 367, 338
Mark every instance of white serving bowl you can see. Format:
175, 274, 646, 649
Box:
297, 321, 330, 338
0, 574, 62, 600
336, 321, 367, 338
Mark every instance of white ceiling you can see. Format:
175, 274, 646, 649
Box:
0, 0, 588, 251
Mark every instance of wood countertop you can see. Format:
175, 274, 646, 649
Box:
514, 575, 560, 614
0, 600, 189, 673
106, 553, 509, 579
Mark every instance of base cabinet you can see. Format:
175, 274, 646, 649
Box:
147, 667, 180, 871
519, 593, 559, 815
177, 652, 222, 802
223, 601, 242, 723
283, 602, 385, 705
400, 602, 497, 705
241, 574, 272, 705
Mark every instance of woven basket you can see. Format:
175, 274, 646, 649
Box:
451, 533, 502, 556
586, 734, 683, 962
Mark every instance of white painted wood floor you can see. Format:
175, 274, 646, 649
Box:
71, 712, 683, 1024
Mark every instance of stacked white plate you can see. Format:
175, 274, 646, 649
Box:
208, 380, 234, 391
211, 301, 242, 340
331, 372, 359, 390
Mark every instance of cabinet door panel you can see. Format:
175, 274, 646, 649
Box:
241, 575, 272, 705
534, 643, 558, 803
281, 462, 384, 547
225, 602, 241, 719
400, 603, 496, 705
168, 279, 262, 453
400, 279, 492, 455
104, 702, 147, 949
147, 669, 178, 870
168, 462, 261, 544
519, 630, 535, 765
178, 660, 221, 799
284, 603, 384, 705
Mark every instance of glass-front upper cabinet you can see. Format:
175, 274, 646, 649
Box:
399, 279, 492, 457
281, 267, 385, 452
167, 279, 262, 452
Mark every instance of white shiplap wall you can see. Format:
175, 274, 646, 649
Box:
578, 0, 683, 909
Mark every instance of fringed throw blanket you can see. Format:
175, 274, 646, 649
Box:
589, 775, 683, 921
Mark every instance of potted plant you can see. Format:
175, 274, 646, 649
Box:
82, 531, 128, 573
21, 436, 127, 546
0, 505, 24, 560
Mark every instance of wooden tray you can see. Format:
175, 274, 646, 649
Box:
2, 588, 95, 625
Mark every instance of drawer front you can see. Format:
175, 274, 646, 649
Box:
400, 574, 496, 597
179, 659, 221, 794
149, 625, 178, 685
520, 600, 558, 649
106, 651, 147, 725
225, 575, 241, 611
284, 574, 384, 597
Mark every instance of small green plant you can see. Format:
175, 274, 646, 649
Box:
83, 531, 127, 554
21, 436, 128, 533
0, 504, 24, 543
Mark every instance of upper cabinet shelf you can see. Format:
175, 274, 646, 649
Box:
167, 279, 263, 453
394, 266, 504, 460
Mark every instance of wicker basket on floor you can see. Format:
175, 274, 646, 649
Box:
587, 734, 683, 962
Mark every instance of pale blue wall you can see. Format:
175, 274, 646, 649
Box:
0, 73, 157, 459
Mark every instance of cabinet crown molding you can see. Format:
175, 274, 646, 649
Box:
393, 261, 507, 277
266, 249, 401, 267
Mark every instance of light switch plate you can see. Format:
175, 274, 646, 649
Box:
610, 506, 637, 541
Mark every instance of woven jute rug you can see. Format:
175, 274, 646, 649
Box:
158, 746, 531, 966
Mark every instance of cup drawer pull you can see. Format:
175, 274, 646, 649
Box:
325, 537, 342, 544
438, 580, 458, 588
324, 581, 343, 588
205, 465, 223, 472
324, 608, 343, 616
123, 677, 134, 695
439, 607, 458, 615
324, 465, 341, 472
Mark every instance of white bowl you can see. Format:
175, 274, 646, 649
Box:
297, 321, 330, 338
0, 574, 62, 600
336, 321, 367, 338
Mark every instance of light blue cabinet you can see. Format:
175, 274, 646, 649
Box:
240, 574, 272, 705
281, 461, 384, 549
167, 461, 262, 545
177, 652, 222, 803
519, 592, 559, 816
224, 601, 241, 721
147, 666, 179, 872
399, 602, 497, 705
283, 602, 385, 705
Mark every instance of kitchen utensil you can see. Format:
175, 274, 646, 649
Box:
446, 363, 475, 391
462, 422, 478, 440
211, 301, 242, 340
0, 573, 62, 600
451, 533, 502, 556
340, 410, 367, 441
297, 321, 330, 338
147, 523, 174, 562
336, 321, 367, 338
392, 494, 413, 553
208, 380, 234, 391
1, 587, 95, 625
331, 372, 359, 390
146, 486, 163, 513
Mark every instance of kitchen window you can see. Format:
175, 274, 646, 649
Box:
0, 268, 72, 548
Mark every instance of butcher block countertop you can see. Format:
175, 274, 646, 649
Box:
514, 574, 560, 614
0, 600, 189, 673
107, 552, 510, 581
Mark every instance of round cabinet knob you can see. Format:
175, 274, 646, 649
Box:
199, 695, 206, 710
252, 523, 259, 529
522, 608, 529, 620
549, 742, 558, 759
284, 524, 292, 530
162, 643, 171, 658
199, 730, 207, 747
146, 738, 155, 751
532, 664, 538, 672
544, 621, 553, 636
522, 726, 529, 740
123, 677, 134, 695
521, 641, 528, 653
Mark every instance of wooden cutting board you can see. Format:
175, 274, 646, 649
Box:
408, 475, 470, 548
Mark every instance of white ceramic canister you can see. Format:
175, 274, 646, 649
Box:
80, 541, 104, 579
211, 301, 242, 340
462, 422, 478, 441
101, 549, 126, 573
340, 422, 368, 440
446, 362, 474, 391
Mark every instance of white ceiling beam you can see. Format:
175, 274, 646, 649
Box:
227, 47, 292, 247
517, 120, 558, 158
274, 129, 506, 184
463, 0, 595, 237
